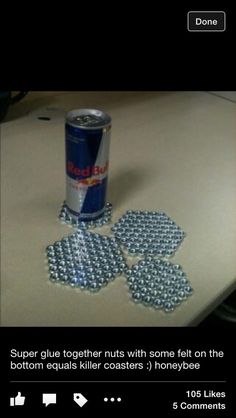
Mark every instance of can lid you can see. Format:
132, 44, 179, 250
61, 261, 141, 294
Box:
66, 108, 111, 129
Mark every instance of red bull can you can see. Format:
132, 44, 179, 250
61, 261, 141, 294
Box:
65, 109, 111, 221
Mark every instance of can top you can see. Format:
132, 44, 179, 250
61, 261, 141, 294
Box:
66, 108, 111, 130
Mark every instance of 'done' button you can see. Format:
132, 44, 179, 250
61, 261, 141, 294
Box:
187, 11, 226, 32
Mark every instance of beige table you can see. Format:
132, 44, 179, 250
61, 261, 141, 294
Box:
1, 91, 236, 326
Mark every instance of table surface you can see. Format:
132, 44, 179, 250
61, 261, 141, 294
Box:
1, 91, 236, 326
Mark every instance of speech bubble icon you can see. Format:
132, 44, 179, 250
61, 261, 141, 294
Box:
42, 393, 57, 407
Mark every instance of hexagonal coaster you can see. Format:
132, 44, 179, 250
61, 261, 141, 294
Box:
125, 257, 193, 312
46, 230, 127, 292
59, 201, 113, 229
111, 210, 185, 257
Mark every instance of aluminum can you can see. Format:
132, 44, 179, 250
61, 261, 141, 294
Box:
65, 108, 111, 221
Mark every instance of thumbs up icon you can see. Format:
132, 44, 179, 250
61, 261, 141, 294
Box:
10, 392, 26, 406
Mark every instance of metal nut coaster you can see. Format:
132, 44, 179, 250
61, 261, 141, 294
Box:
59, 201, 113, 229
111, 210, 185, 257
125, 257, 193, 312
47, 207, 193, 313
46, 229, 127, 292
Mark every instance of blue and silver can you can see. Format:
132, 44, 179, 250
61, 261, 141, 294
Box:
65, 108, 111, 221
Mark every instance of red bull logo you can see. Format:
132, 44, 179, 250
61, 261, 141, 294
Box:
67, 161, 108, 177
77, 178, 102, 186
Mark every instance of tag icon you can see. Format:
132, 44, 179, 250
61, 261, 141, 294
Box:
73, 393, 88, 407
